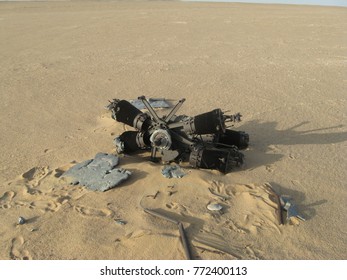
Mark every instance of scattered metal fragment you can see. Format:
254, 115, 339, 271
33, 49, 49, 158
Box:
129, 98, 171, 110
207, 203, 223, 211
153, 191, 160, 199
263, 183, 284, 225
143, 208, 192, 260
281, 196, 306, 222
146, 191, 160, 199
167, 185, 177, 196
208, 187, 229, 201
115, 219, 127, 225
161, 165, 186, 179
62, 153, 131, 191
167, 190, 177, 196
18, 216, 26, 225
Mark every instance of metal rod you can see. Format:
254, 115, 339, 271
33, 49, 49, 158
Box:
150, 147, 157, 162
170, 130, 195, 146
214, 142, 238, 148
138, 96, 163, 124
167, 121, 185, 129
274, 193, 284, 225
264, 183, 283, 225
178, 222, 192, 260
165, 98, 186, 122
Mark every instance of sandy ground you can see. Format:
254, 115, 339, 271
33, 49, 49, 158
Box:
0, 0, 346, 260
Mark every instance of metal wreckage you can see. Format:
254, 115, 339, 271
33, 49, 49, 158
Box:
107, 96, 249, 173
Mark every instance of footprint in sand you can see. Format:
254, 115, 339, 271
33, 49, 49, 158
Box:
74, 205, 113, 218
13, 196, 63, 213
53, 168, 65, 178
224, 219, 247, 234
222, 184, 282, 234
22, 166, 50, 187
265, 165, 274, 172
55, 195, 71, 205
22, 166, 48, 180
29, 200, 60, 213
0, 191, 16, 209
165, 202, 187, 213
210, 181, 224, 193
23, 184, 42, 196
240, 208, 281, 235
245, 245, 262, 260
268, 145, 281, 154
242, 214, 263, 234
209, 181, 232, 200
289, 154, 296, 160
291, 180, 302, 188
9, 236, 32, 260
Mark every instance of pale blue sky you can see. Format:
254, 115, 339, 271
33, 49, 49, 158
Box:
183, 0, 347, 7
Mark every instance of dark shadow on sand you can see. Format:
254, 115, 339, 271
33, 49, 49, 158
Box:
114, 169, 148, 189
240, 120, 345, 146
269, 181, 328, 221
237, 119, 346, 169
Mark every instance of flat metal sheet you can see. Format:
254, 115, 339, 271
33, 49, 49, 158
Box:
63, 153, 131, 191
130, 98, 171, 110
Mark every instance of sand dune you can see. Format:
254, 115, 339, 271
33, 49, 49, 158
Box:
0, 1, 346, 259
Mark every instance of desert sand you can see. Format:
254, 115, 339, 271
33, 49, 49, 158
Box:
0, 0, 346, 260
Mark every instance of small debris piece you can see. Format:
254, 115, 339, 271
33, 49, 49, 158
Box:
129, 98, 171, 110
207, 203, 223, 211
281, 197, 306, 222
167, 190, 177, 196
153, 191, 160, 199
146, 191, 160, 199
161, 165, 186, 179
263, 183, 284, 225
62, 153, 131, 191
115, 219, 127, 225
113, 137, 124, 154
18, 216, 26, 225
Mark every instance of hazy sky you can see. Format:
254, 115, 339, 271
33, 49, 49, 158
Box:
184, 0, 347, 7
